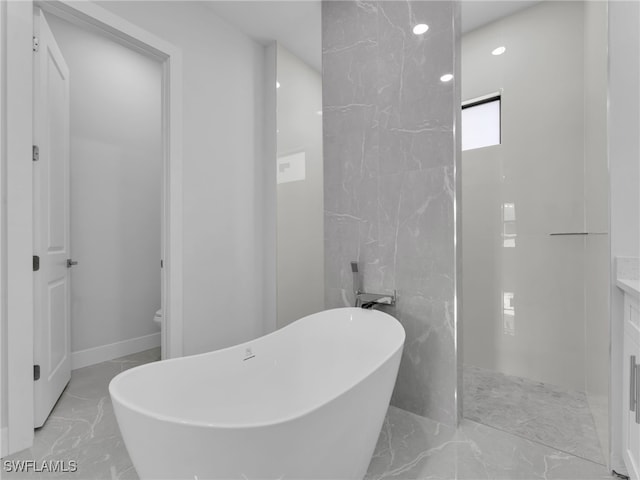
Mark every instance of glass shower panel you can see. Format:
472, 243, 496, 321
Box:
461, 0, 609, 465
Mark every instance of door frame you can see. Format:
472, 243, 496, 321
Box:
3, 0, 183, 455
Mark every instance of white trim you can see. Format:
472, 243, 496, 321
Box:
36, 1, 177, 61
5, 0, 183, 457
6, 0, 35, 455
71, 333, 161, 371
1, 427, 8, 458
461, 90, 502, 107
0, 0, 5, 459
163, 50, 184, 360
263, 42, 277, 334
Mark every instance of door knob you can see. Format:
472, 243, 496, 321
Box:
66, 259, 78, 268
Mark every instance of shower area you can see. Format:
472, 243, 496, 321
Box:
461, 1, 609, 466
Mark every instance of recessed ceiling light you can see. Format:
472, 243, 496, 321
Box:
412, 24, 429, 35
316, 110, 323, 116
276, 81, 280, 89
491, 46, 506, 56
440, 73, 453, 83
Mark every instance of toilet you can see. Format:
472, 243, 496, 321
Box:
153, 309, 162, 327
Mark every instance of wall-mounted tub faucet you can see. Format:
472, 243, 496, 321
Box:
358, 291, 397, 309
350, 260, 396, 309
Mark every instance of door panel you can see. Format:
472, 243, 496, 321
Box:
33, 8, 71, 428
49, 281, 67, 374
46, 52, 66, 250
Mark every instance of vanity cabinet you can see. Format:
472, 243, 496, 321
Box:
622, 293, 640, 480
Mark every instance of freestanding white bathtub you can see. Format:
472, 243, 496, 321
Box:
109, 307, 405, 480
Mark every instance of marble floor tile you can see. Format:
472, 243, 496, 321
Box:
463, 365, 604, 465
586, 394, 610, 468
4, 350, 611, 480
365, 406, 611, 480
2, 348, 160, 480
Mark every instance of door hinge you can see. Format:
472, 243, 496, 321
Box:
33, 145, 39, 162
33, 255, 40, 272
160, 259, 163, 268
32, 36, 39, 52
34, 365, 40, 381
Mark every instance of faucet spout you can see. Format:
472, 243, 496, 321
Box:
348, 261, 397, 309
356, 291, 396, 309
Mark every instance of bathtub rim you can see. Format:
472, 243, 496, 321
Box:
109, 307, 405, 430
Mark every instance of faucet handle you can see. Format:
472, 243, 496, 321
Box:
350, 261, 361, 306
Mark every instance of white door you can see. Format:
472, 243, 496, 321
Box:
33, 8, 71, 428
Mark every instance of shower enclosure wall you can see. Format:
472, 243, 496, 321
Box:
461, 1, 609, 465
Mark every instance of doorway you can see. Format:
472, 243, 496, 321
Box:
32, 8, 163, 426
3, 0, 183, 456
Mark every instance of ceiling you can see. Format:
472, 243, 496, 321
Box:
461, 1, 541, 34
205, 1, 322, 72
205, 1, 542, 73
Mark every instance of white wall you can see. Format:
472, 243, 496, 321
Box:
276, 45, 323, 328
0, 0, 274, 455
96, 1, 271, 354
46, 14, 162, 362
462, 1, 591, 390
609, 0, 640, 470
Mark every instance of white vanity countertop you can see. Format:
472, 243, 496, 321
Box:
616, 278, 640, 299
616, 256, 640, 298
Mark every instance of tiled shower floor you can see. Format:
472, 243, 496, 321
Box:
463, 365, 605, 465
3, 351, 610, 479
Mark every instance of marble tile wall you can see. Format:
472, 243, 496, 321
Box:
322, 1, 460, 425
616, 256, 640, 282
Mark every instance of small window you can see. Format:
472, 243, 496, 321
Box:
461, 94, 501, 151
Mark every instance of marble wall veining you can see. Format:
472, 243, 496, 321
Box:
322, 1, 460, 425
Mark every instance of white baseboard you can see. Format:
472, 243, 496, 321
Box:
1, 426, 8, 458
71, 332, 161, 370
